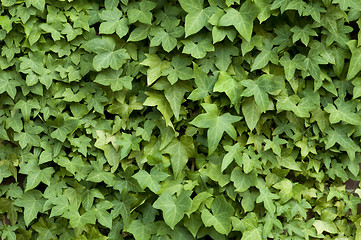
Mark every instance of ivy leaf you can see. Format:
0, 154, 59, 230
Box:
153, 191, 192, 229
325, 125, 361, 161
241, 74, 280, 112
31, 218, 57, 240
0, 71, 21, 99
313, 220, 338, 235
143, 91, 174, 128
201, 195, 234, 235
99, 8, 128, 39
242, 98, 262, 131
115, 133, 141, 159
14, 122, 43, 149
179, 0, 216, 37
140, 54, 171, 85
182, 36, 215, 59
256, 186, 280, 214
162, 55, 193, 84
25, 0, 45, 11
230, 167, 257, 192
50, 118, 79, 142
127, 0, 157, 25
150, 25, 184, 52
164, 82, 189, 120
218, 1, 259, 41
190, 103, 242, 155
241, 226, 263, 240
188, 63, 216, 101
324, 98, 361, 125
164, 136, 195, 178
62, 209, 96, 228
14, 190, 44, 226
213, 71, 243, 108
221, 143, 243, 171
251, 39, 278, 71
290, 24, 318, 46
19, 158, 54, 191
346, 40, 361, 80
126, 220, 157, 240
14, 98, 41, 122
133, 167, 169, 193
93, 49, 130, 72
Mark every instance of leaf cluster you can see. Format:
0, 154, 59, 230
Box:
1, 0, 361, 239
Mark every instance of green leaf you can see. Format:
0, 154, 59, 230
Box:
241, 226, 263, 240
93, 49, 130, 71
242, 98, 262, 131
99, 9, 128, 39
14, 122, 43, 149
222, 143, 243, 171
313, 220, 338, 235
325, 125, 361, 161
31, 218, 57, 240
19, 158, 54, 191
182, 36, 215, 59
251, 39, 278, 71
230, 167, 257, 192
241, 75, 278, 112
188, 63, 216, 101
213, 71, 243, 108
14, 98, 41, 122
150, 26, 184, 52
218, 1, 259, 41
290, 24, 318, 46
0, 71, 21, 99
62, 209, 96, 228
214, 43, 239, 71
201, 195, 234, 235
163, 136, 195, 178
143, 91, 174, 128
25, 0, 45, 11
50, 118, 79, 142
190, 103, 241, 155
153, 191, 192, 229
126, 220, 156, 240
347, 40, 361, 80
14, 190, 44, 226
133, 167, 169, 193
140, 54, 171, 85
164, 82, 189, 120
324, 98, 361, 125
256, 186, 280, 214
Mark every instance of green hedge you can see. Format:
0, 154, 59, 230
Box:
1, 0, 361, 239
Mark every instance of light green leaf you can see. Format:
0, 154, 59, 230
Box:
201, 195, 234, 235
133, 168, 169, 193
163, 136, 195, 178
313, 220, 338, 235
14, 190, 44, 226
190, 103, 241, 155
241, 226, 263, 240
153, 191, 192, 229
140, 54, 171, 85
214, 71, 243, 107
242, 98, 262, 131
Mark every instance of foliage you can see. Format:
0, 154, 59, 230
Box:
1, 0, 361, 239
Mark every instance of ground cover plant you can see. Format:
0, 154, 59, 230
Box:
1, 0, 361, 239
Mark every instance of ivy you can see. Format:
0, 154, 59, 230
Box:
1, 0, 361, 239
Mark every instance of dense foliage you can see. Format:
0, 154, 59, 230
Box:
1, 0, 361, 239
